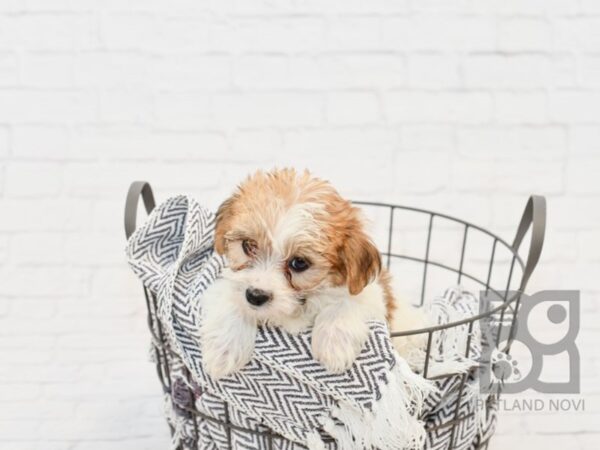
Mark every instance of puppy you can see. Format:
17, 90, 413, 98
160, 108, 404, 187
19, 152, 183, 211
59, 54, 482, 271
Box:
200, 168, 423, 379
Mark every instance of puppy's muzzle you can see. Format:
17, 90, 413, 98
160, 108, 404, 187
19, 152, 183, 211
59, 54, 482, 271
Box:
245, 287, 272, 306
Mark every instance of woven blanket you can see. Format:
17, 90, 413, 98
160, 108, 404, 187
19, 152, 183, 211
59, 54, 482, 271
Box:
126, 196, 497, 450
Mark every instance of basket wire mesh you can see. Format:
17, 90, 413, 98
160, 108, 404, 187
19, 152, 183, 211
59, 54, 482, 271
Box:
125, 181, 546, 450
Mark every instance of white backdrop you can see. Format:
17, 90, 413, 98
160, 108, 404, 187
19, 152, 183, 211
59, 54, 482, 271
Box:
0, 1, 599, 449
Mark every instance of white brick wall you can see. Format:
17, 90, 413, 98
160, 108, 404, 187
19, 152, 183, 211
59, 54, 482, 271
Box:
0, 1, 598, 449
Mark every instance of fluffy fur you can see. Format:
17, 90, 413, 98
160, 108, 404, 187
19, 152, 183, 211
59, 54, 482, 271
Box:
201, 168, 424, 379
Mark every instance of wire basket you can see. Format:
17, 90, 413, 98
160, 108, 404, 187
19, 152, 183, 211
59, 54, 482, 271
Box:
124, 181, 546, 450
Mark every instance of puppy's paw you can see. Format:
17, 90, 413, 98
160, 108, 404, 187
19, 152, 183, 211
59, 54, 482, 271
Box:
201, 331, 254, 380
200, 280, 257, 380
311, 323, 368, 373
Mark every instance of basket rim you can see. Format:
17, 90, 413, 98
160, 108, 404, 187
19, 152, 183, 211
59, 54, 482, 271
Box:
353, 199, 525, 265
352, 200, 525, 338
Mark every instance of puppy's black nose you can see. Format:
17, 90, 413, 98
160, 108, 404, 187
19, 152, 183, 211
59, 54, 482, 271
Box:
245, 288, 272, 306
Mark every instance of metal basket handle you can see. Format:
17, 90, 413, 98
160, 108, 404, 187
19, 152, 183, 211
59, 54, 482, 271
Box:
124, 181, 156, 238
512, 195, 546, 291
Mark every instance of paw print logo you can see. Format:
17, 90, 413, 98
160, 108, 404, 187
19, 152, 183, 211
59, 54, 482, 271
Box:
491, 352, 521, 384
479, 290, 580, 395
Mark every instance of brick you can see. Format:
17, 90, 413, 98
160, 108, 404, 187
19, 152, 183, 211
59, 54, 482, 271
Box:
458, 126, 567, 160
17, 0, 88, 11
492, 434, 577, 449
451, 160, 564, 194
407, 54, 460, 88
0, 267, 90, 297
549, 91, 600, 123
99, 0, 161, 13
72, 437, 171, 450
385, 91, 493, 124
465, 55, 576, 89
0, 199, 92, 231
382, 16, 496, 51
0, 90, 96, 123
326, 92, 380, 125
64, 162, 222, 199
321, 54, 406, 89
209, 17, 326, 52
234, 56, 323, 91
100, 13, 158, 50
552, 197, 600, 229
581, 0, 600, 13
98, 89, 153, 124
0, 52, 18, 86
570, 126, 600, 155
483, 0, 578, 14
0, 14, 97, 50
326, 17, 382, 51
152, 55, 231, 90
11, 233, 65, 264
286, 57, 324, 89
579, 231, 600, 262
71, 127, 228, 161
214, 93, 324, 128
73, 52, 150, 88
152, 16, 211, 53
498, 18, 552, 52
12, 126, 71, 159
0, 400, 76, 420
0, 384, 41, 401
230, 130, 283, 161
555, 18, 600, 52
9, 298, 57, 319
577, 434, 600, 450
56, 333, 146, 350
0, 235, 9, 264
536, 229, 578, 262
154, 92, 213, 130
494, 92, 547, 124
566, 158, 600, 194
234, 55, 290, 90
0, 126, 9, 157
0, 420, 41, 441
91, 200, 126, 232
238, 0, 410, 14
282, 129, 396, 196
410, 0, 472, 13
20, 53, 74, 88
400, 125, 454, 152
64, 232, 127, 265
5, 163, 63, 197
59, 297, 140, 319
580, 55, 600, 88
392, 151, 450, 194
38, 417, 167, 441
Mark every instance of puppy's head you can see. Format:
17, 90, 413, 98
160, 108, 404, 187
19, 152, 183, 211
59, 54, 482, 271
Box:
214, 168, 381, 325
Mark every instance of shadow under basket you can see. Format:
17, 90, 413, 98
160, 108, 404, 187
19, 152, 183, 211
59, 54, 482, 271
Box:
124, 181, 546, 450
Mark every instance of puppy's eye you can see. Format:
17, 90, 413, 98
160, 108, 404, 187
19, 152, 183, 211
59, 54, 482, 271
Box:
288, 257, 310, 273
241, 239, 257, 257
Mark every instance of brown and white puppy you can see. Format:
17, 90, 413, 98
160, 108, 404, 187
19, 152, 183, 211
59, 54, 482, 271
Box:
200, 168, 423, 379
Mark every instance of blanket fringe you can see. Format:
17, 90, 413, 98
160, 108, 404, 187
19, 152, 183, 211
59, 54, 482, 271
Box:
321, 358, 435, 450
307, 431, 329, 450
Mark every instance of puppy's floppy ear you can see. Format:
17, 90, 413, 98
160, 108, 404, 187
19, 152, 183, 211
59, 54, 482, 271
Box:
339, 230, 382, 295
214, 195, 237, 255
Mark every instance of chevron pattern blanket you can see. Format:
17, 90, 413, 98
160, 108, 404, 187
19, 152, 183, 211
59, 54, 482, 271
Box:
126, 196, 497, 450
